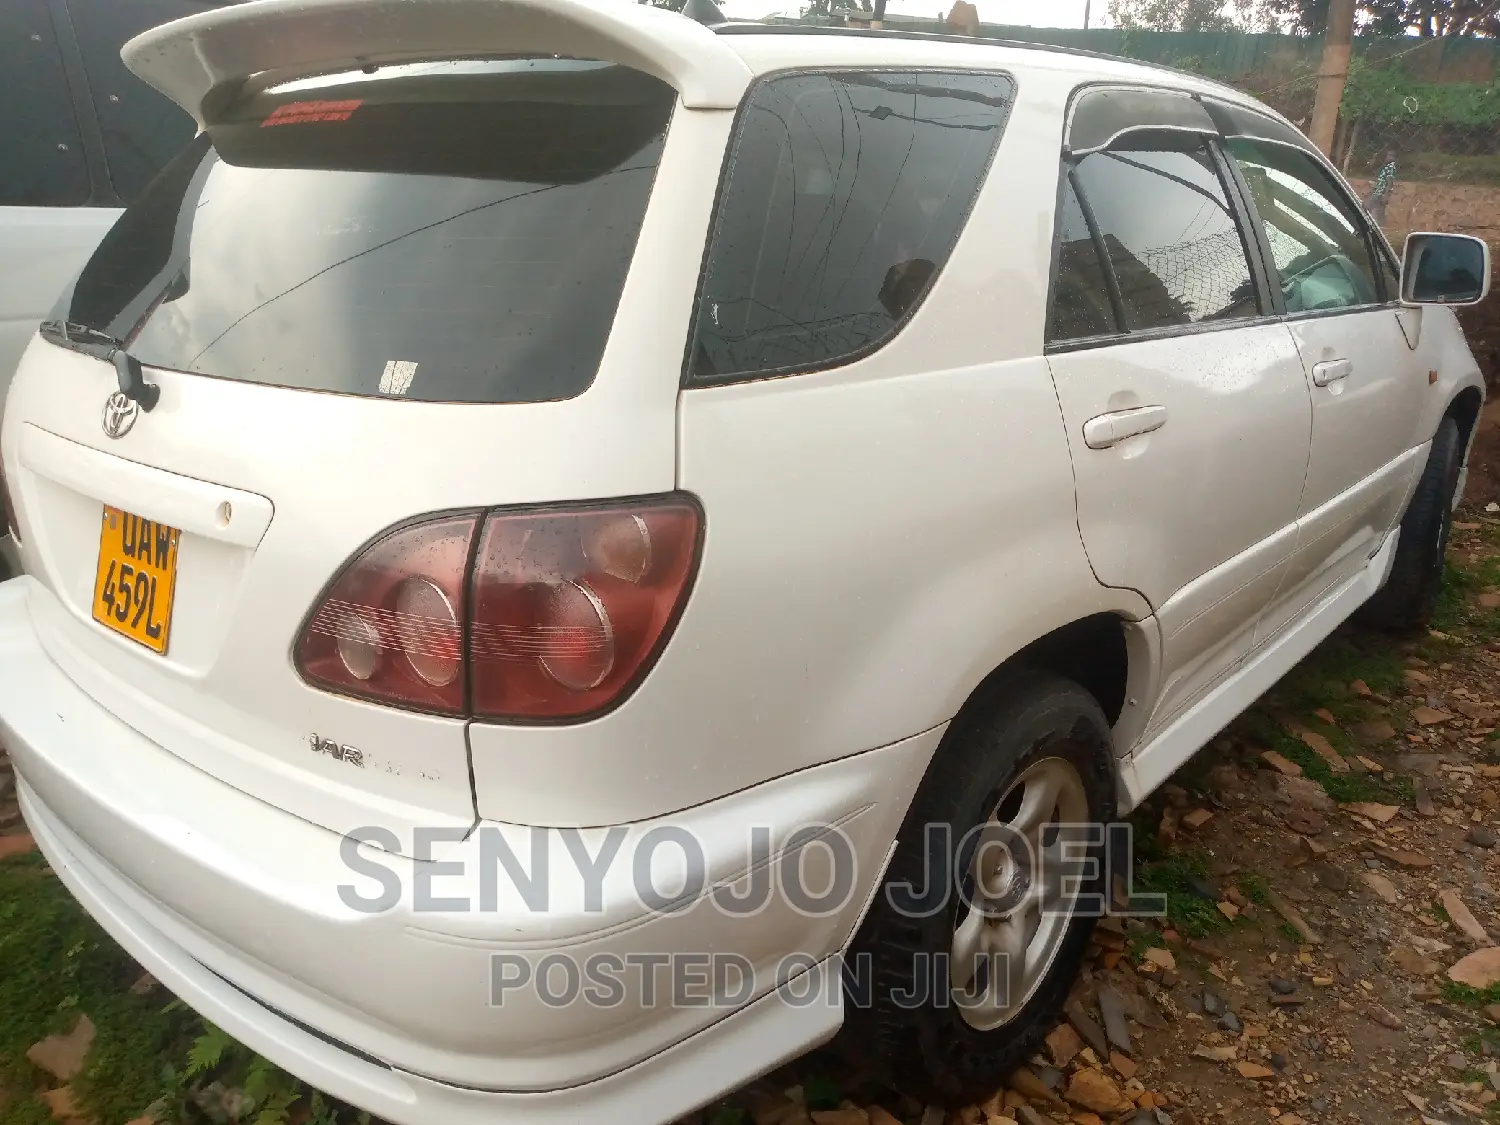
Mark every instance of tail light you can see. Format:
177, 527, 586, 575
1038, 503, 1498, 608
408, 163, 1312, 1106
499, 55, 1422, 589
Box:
296, 515, 475, 713
295, 497, 701, 721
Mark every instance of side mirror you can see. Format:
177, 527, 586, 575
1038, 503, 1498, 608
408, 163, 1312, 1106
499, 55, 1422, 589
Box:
1401, 232, 1491, 307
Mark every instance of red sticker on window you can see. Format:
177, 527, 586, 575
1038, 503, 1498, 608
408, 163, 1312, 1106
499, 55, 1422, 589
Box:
261, 99, 363, 128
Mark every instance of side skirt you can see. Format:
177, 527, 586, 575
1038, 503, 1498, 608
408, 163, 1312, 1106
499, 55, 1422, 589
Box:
1115, 530, 1399, 812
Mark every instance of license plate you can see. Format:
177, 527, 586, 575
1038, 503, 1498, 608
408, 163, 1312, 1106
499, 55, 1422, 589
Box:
91, 506, 181, 654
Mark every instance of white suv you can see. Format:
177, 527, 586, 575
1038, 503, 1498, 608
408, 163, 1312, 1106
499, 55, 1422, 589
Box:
0, 0, 1490, 1121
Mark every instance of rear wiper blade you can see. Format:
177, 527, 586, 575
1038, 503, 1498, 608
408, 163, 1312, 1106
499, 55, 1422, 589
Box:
38, 321, 161, 412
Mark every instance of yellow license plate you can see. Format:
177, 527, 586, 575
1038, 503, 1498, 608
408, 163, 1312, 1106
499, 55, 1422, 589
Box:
91, 506, 181, 654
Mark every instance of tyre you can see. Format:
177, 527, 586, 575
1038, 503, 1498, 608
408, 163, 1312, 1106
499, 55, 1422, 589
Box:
1356, 415, 1463, 632
839, 669, 1116, 1107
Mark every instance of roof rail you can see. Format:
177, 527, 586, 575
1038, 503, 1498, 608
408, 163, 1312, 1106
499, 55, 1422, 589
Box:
710, 23, 1249, 100
122, 0, 755, 124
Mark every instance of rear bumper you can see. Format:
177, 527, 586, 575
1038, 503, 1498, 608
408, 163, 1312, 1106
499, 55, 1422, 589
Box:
20, 782, 842, 1125
0, 576, 937, 1124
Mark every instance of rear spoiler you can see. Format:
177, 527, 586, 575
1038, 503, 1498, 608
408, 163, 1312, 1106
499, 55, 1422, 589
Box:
122, 0, 756, 124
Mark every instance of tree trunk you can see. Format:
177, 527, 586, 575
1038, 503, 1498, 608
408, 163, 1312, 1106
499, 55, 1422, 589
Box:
1341, 117, 1361, 174
1309, 0, 1355, 157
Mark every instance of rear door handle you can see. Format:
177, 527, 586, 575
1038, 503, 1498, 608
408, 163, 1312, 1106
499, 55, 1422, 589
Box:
1082, 405, 1168, 450
1311, 358, 1353, 387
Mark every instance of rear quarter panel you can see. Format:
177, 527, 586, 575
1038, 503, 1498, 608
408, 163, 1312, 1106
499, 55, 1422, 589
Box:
468, 70, 1150, 827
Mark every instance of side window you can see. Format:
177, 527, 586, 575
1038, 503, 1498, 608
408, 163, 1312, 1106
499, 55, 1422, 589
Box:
67, 0, 209, 203
689, 70, 1014, 384
1048, 179, 1118, 343
0, 0, 90, 205
1225, 137, 1381, 314
1069, 139, 1260, 333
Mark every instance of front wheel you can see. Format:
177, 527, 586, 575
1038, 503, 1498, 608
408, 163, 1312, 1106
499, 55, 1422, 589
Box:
1357, 415, 1463, 631
839, 670, 1116, 1108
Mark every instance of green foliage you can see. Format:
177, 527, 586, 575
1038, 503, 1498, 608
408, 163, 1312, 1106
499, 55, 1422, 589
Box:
1237, 872, 1271, 905
1110, 0, 1244, 31
1442, 978, 1500, 1008
184, 1025, 234, 1077
170, 1027, 358, 1125
1465, 1027, 1500, 1055
802, 1074, 843, 1111
1242, 711, 1404, 804
1273, 0, 1500, 37
1267, 632, 1405, 720
0, 849, 380, 1125
1343, 62, 1500, 126
1434, 551, 1500, 641
1128, 849, 1227, 937
0, 852, 196, 1125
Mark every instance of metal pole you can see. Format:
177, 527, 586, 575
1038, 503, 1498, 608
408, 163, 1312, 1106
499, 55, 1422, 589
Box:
1309, 0, 1355, 156
1083, 0, 1091, 30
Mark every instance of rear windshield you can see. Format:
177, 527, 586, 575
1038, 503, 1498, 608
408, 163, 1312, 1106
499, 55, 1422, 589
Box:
49, 60, 675, 404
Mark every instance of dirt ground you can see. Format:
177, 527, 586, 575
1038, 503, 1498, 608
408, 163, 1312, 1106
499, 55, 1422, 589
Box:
1359, 180, 1500, 252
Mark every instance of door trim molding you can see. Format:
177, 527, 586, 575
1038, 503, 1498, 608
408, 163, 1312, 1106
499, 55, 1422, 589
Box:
1115, 528, 1397, 812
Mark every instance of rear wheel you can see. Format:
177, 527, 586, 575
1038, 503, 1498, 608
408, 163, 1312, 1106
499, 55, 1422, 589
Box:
1357, 415, 1463, 632
840, 670, 1115, 1107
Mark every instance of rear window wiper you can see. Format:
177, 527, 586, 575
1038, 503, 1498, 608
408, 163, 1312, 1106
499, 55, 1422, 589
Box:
38, 321, 161, 412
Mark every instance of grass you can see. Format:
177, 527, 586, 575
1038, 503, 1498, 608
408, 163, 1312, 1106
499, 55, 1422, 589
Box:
1243, 711, 1407, 804
1237, 873, 1270, 906
1434, 557, 1500, 644
1433, 521, 1500, 642
0, 852, 371, 1125
1464, 1028, 1500, 1056
1269, 633, 1407, 720
0, 852, 194, 1125
1239, 627, 1418, 803
1126, 847, 1230, 939
1442, 978, 1500, 1010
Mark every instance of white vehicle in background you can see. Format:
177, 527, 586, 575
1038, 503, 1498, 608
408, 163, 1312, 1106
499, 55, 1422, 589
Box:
0, 0, 216, 573
0, 0, 1490, 1122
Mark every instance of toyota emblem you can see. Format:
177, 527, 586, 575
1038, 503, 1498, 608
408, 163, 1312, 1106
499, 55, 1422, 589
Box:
101, 391, 139, 439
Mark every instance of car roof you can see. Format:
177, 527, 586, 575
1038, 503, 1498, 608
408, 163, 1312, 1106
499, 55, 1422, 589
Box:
712, 23, 1283, 122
